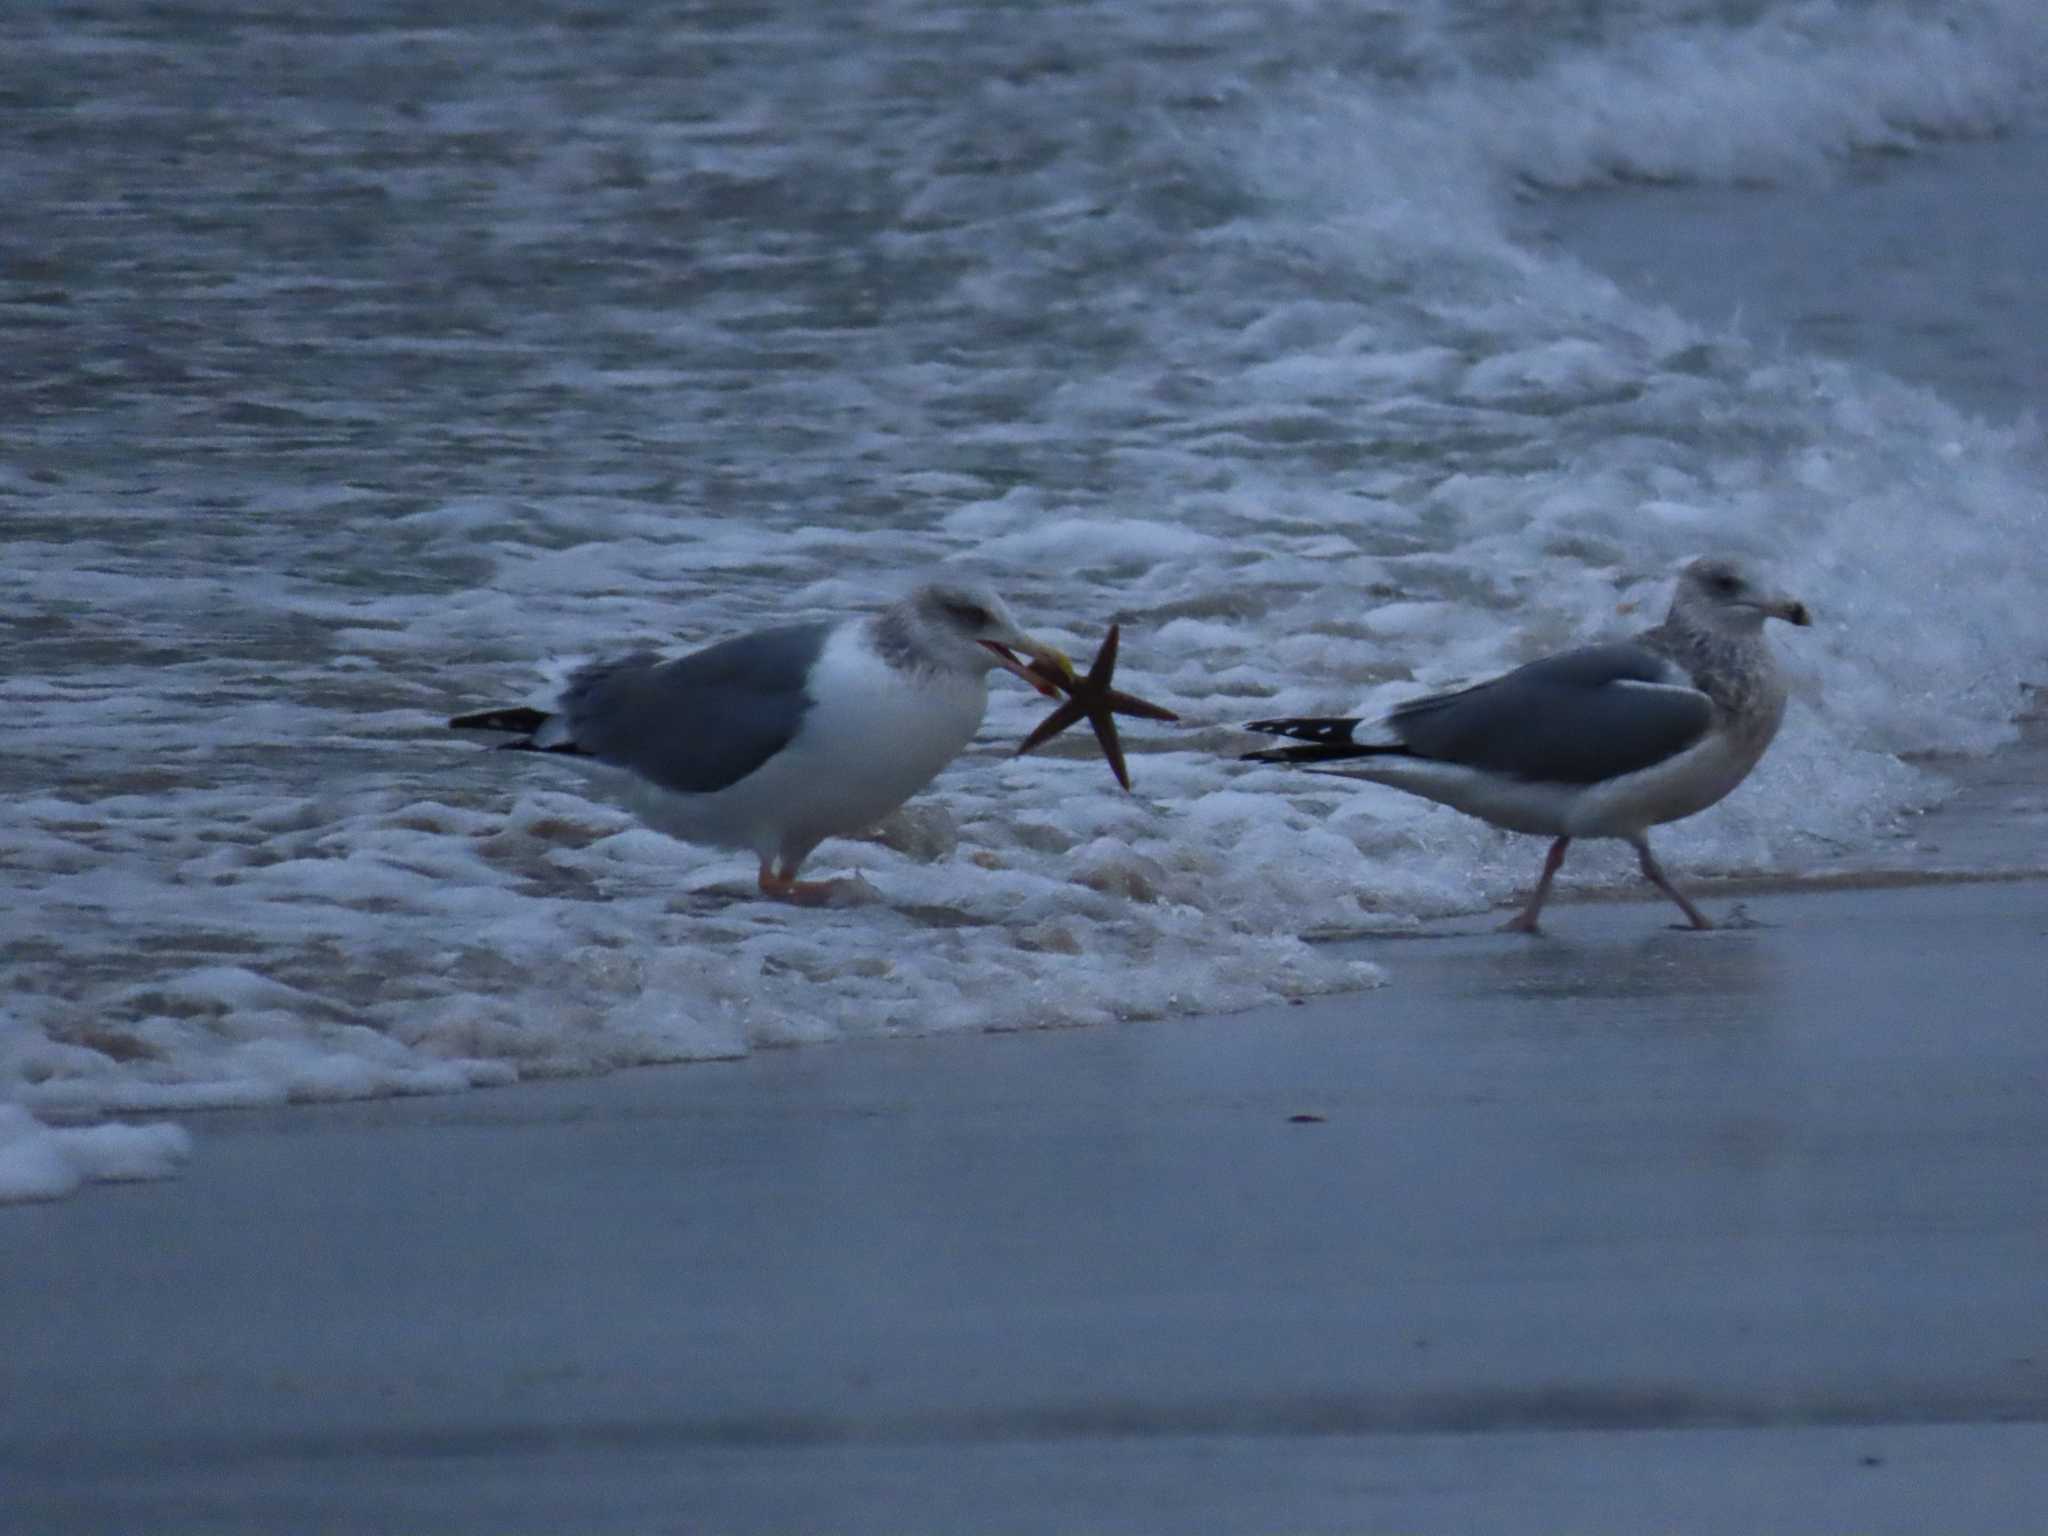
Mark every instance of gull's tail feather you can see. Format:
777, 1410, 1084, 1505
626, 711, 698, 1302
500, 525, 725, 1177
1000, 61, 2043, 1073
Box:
1242, 715, 1406, 766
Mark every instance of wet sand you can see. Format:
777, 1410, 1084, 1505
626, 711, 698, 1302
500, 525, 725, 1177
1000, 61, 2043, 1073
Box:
6, 875, 2048, 1534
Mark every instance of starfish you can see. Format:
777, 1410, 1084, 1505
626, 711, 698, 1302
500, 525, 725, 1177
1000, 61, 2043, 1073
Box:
1014, 624, 1179, 790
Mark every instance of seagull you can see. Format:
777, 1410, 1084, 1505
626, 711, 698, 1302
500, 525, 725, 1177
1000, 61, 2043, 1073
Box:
449, 581, 1072, 905
1244, 556, 1812, 933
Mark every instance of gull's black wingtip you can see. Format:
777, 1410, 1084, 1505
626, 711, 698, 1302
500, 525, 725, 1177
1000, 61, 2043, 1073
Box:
1243, 716, 1363, 747
1241, 717, 1406, 767
449, 706, 591, 759
449, 706, 550, 736
1243, 741, 1377, 765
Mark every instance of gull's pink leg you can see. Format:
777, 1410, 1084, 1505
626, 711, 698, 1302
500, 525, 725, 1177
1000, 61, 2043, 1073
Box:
1630, 835, 1712, 930
1501, 836, 1571, 934
757, 858, 842, 907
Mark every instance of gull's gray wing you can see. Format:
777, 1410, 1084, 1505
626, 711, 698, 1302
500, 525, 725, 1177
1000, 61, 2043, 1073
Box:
554, 622, 832, 795
1387, 642, 1712, 785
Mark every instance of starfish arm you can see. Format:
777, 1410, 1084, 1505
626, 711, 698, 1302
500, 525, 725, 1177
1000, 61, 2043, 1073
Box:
1102, 688, 1179, 721
1085, 706, 1131, 790
1088, 624, 1120, 686
1016, 699, 1086, 756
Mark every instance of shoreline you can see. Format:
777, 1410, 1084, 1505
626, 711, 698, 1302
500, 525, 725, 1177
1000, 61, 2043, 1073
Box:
16, 720, 2048, 1136
7, 674, 2042, 1169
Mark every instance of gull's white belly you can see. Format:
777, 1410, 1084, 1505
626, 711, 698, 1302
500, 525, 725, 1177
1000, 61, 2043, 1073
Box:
1335, 725, 1772, 841
615, 627, 988, 863
1563, 728, 1763, 836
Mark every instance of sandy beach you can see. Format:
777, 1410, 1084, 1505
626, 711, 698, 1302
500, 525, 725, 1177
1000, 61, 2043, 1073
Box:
7, 874, 2048, 1534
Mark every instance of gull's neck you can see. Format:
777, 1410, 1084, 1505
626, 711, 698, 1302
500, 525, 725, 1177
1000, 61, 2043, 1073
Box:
1639, 600, 1786, 738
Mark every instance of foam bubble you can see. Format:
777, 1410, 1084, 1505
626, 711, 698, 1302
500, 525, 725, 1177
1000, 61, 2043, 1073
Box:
0, 1104, 192, 1205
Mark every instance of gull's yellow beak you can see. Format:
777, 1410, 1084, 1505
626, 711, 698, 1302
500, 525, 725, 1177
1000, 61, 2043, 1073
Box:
980, 638, 1073, 697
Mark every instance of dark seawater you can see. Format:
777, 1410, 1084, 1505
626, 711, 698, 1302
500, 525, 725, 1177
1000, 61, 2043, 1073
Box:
1538, 126, 2048, 424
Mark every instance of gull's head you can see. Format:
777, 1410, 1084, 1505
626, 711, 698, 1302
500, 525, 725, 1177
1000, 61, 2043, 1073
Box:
1670, 556, 1812, 636
898, 581, 1073, 688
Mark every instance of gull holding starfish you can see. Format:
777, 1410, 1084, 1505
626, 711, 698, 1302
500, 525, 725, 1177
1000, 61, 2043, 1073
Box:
451, 582, 1079, 904
449, 582, 1180, 904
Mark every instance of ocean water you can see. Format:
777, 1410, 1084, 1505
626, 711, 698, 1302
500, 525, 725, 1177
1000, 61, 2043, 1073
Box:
5, 0, 2047, 1193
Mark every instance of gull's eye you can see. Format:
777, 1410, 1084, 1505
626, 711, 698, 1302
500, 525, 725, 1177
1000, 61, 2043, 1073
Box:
1709, 571, 1742, 596
942, 598, 993, 628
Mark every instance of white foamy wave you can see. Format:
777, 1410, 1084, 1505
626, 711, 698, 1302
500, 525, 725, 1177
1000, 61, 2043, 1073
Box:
4, 776, 1388, 1122
1414, 0, 2048, 192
